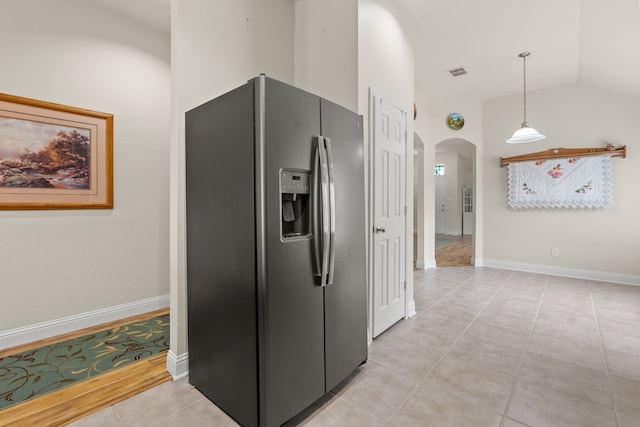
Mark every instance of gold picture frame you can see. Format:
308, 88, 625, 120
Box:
0, 93, 113, 209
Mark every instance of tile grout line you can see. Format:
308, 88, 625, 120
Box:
113, 406, 127, 427
498, 274, 550, 427
384, 269, 515, 425
418, 267, 503, 319
423, 271, 481, 313
418, 271, 515, 382
589, 280, 621, 427
378, 270, 481, 425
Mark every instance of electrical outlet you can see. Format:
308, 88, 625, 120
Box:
551, 248, 559, 257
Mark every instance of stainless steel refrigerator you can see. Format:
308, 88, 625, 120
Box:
185, 75, 367, 427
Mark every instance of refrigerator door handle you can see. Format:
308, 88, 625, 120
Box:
312, 142, 322, 278
324, 137, 336, 286
314, 136, 331, 286
319, 138, 331, 286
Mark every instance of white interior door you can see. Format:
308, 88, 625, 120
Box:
435, 176, 446, 234
371, 92, 406, 338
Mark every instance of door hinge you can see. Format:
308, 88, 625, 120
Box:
404, 280, 407, 290
404, 205, 407, 216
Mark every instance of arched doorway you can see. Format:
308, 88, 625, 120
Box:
434, 138, 476, 267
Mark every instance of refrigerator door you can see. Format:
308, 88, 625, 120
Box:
185, 81, 259, 427
320, 98, 368, 391
259, 77, 326, 427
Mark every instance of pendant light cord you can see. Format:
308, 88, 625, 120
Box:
518, 51, 531, 127
522, 53, 528, 126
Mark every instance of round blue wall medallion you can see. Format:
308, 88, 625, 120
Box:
447, 113, 464, 130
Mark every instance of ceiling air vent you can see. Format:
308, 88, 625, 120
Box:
448, 67, 467, 77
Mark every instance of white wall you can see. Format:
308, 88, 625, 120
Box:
295, 0, 359, 111
358, 0, 415, 314
170, 0, 295, 376
424, 96, 482, 263
413, 91, 435, 267
414, 92, 482, 266
427, 98, 483, 146
0, 0, 170, 332
483, 82, 640, 283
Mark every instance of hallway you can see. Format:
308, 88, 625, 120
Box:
435, 234, 472, 267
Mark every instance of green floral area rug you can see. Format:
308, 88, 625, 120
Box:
0, 313, 169, 411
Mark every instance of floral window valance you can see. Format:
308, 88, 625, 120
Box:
507, 155, 613, 209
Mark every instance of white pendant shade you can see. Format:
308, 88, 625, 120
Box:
507, 124, 546, 143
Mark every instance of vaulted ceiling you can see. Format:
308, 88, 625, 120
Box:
88, 0, 640, 102
396, 0, 640, 101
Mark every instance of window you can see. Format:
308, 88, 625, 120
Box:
463, 187, 473, 213
434, 164, 445, 176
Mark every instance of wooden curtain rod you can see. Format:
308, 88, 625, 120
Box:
500, 146, 626, 167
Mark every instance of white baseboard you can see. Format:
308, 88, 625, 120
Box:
416, 259, 425, 269
166, 350, 189, 380
482, 259, 640, 286
406, 299, 417, 318
424, 259, 437, 269
0, 294, 170, 350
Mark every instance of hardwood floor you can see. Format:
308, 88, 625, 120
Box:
435, 233, 472, 267
412, 233, 473, 269
0, 309, 172, 427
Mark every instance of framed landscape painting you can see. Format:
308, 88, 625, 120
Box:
0, 93, 113, 209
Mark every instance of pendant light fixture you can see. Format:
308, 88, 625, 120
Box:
507, 51, 546, 143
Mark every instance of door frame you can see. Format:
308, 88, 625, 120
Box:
367, 89, 409, 343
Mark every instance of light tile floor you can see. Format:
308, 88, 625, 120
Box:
69, 267, 640, 427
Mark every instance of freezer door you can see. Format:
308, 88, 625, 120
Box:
259, 77, 326, 427
320, 98, 368, 391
